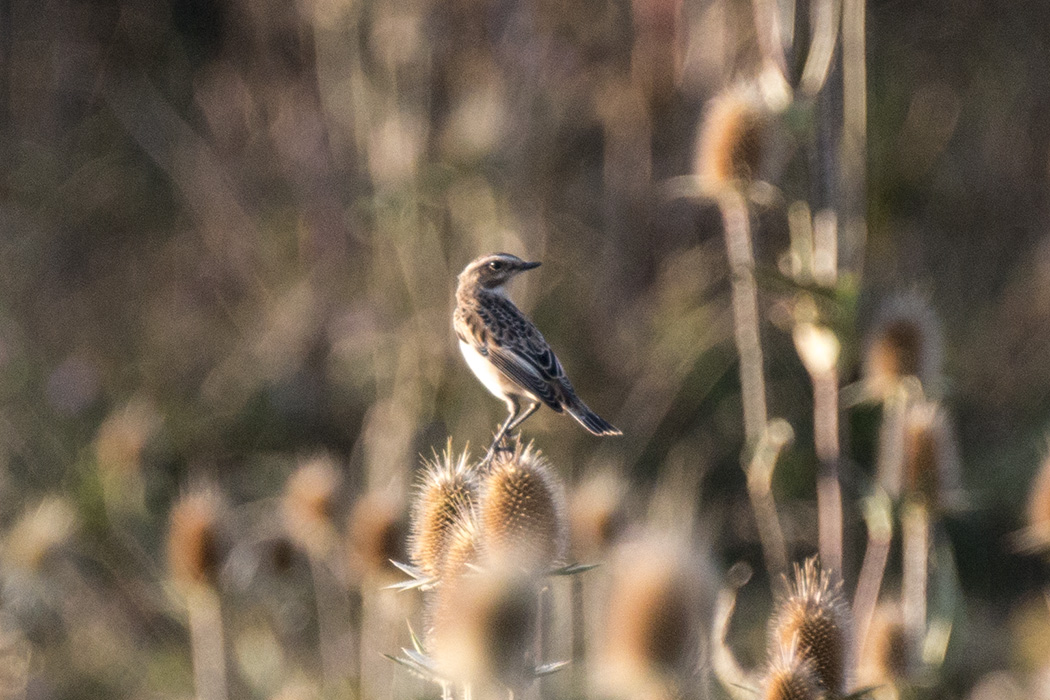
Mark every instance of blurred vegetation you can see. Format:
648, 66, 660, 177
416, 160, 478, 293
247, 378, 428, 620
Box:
0, 0, 1049, 697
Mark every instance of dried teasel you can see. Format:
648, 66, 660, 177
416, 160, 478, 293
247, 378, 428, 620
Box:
857, 602, 910, 693
694, 86, 770, 193
410, 442, 478, 579
770, 558, 851, 696
283, 455, 342, 558
168, 489, 226, 589
477, 439, 567, 572
863, 294, 943, 400
429, 566, 539, 690
1024, 449, 1050, 549
347, 493, 406, 580
899, 400, 961, 510
569, 472, 629, 559
762, 641, 823, 700
600, 537, 712, 691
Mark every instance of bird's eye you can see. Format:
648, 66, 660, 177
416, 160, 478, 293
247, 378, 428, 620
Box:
488, 261, 504, 271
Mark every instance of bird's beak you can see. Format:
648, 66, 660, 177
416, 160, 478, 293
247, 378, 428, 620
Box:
519, 261, 542, 271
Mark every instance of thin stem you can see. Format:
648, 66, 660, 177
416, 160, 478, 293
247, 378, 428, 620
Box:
814, 370, 843, 575
901, 500, 929, 663
745, 421, 794, 576
309, 554, 344, 685
711, 567, 754, 700
187, 587, 228, 700
840, 0, 868, 276
852, 490, 893, 658
570, 575, 586, 697
718, 190, 768, 446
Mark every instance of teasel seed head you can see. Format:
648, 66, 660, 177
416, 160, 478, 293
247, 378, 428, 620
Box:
478, 439, 567, 572
569, 472, 628, 558
347, 493, 406, 581
762, 641, 823, 700
283, 455, 342, 558
694, 87, 769, 193
1025, 449, 1050, 548
770, 558, 851, 696
601, 537, 711, 690
858, 602, 910, 688
168, 489, 225, 589
430, 566, 539, 690
900, 400, 961, 510
863, 294, 943, 400
410, 442, 478, 579
441, 511, 482, 584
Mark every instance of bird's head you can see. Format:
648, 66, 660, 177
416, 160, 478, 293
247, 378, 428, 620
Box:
458, 253, 541, 294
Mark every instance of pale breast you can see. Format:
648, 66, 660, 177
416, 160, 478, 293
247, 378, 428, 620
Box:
459, 340, 513, 399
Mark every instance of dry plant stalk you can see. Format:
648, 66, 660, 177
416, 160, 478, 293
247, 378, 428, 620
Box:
283, 456, 344, 685
168, 489, 228, 700
794, 316, 844, 576
852, 490, 893, 659
695, 88, 789, 577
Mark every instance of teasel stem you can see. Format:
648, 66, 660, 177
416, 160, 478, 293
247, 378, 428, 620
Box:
186, 587, 228, 700
852, 489, 893, 659
570, 574, 586, 697
746, 420, 794, 576
308, 553, 343, 685
901, 499, 929, 663
719, 189, 767, 447
814, 367, 843, 577
712, 563, 754, 700
798, 0, 842, 97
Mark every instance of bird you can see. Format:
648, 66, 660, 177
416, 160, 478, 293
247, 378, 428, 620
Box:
453, 252, 621, 461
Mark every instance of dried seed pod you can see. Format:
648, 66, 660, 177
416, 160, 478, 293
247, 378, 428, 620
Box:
694, 87, 769, 193
478, 440, 566, 571
602, 538, 711, 689
763, 642, 823, 700
1026, 451, 1050, 547
168, 489, 225, 589
410, 443, 477, 579
283, 455, 342, 558
770, 558, 851, 696
347, 493, 406, 580
863, 294, 943, 400
900, 400, 961, 509
569, 472, 628, 558
430, 566, 539, 690
858, 602, 910, 689
441, 513, 482, 584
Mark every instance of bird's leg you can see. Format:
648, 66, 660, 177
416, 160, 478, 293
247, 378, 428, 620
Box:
505, 401, 540, 439
483, 398, 520, 464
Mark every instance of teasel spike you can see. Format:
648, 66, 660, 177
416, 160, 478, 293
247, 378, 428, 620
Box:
600, 536, 713, 695
347, 492, 407, 582
409, 440, 478, 580
694, 86, 770, 194
429, 565, 540, 692
762, 639, 823, 700
477, 438, 567, 573
863, 293, 943, 401
900, 400, 961, 512
770, 558, 852, 696
168, 488, 226, 590
283, 454, 342, 559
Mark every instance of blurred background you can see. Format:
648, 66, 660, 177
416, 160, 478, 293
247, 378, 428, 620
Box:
1, 0, 1050, 697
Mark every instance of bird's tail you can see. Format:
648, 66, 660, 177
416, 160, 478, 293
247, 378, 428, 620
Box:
565, 397, 622, 436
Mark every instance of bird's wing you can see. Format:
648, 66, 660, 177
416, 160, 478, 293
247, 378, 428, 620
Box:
459, 296, 569, 411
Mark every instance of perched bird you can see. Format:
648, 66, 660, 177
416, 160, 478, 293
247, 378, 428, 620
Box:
453, 252, 621, 459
